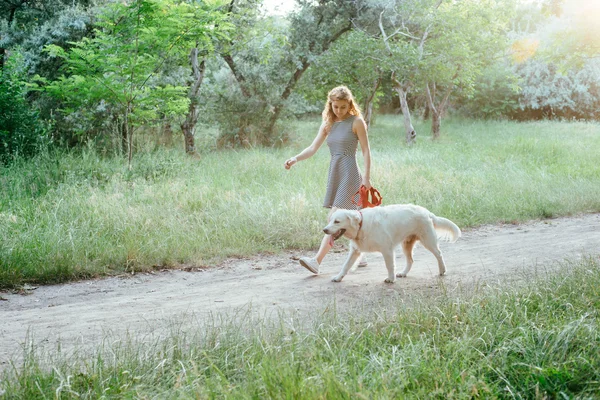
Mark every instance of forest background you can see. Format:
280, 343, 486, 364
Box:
2, 0, 599, 164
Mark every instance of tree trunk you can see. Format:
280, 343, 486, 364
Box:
425, 80, 454, 140
180, 48, 206, 155
425, 82, 440, 140
396, 87, 417, 145
161, 117, 173, 147
364, 100, 374, 129
431, 109, 441, 139
125, 104, 133, 169
121, 120, 128, 155
391, 72, 416, 145
363, 75, 381, 129
265, 62, 310, 138
422, 100, 430, 120
222, 54, 251, 98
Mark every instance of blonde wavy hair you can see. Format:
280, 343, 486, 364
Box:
322, 86, 362, 135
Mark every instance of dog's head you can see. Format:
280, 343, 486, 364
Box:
322, 209, 361, 241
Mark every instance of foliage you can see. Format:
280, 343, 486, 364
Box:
1, 117, 600, 288
455, 61, 521, 119
211, 0, 364, 147
454, 1, 600, 121
36, 0, 230, 161
298, 30, 387, 112
0, 0, 93, 76
538, 0, 600, 67
0, 0, 95, 148
7, 5, 93, 79
515, 59, 600, 120
202, 5, 293, 147
420, 0, 516, 102
0, 0, 92, 25
2, 0, 600, 152
0, 53, 49, 164
455, 57, 600, 121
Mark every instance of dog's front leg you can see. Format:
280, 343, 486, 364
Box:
382, 250, 397, 283
331, 247, 361, 282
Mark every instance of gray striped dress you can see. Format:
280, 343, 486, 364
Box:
323, 115, 362, 210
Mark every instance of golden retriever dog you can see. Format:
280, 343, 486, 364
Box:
323, 204, 461, 283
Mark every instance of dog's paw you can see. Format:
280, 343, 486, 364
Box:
384, 277, 396, 284
396, 272, 407, 278
331, 276, 344, 283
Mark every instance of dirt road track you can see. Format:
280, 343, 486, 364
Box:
1, 213, 599, 368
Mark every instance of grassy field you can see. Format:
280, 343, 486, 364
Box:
2, 116, 600, 398
1, 257, 599, 398
1, 116, 600, 289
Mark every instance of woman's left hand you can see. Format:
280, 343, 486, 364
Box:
362, 177, 372, 189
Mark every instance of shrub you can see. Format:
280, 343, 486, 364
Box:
0, 54, 49, 164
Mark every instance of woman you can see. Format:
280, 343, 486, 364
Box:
284, 86, 372, 274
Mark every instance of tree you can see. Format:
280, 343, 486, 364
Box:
178, 2, 232, 155
453, 1, 600, 121
420, 0, 514, 138
40, 0, 228, 164
215, 0, 362, 146
206, 0, 283, 146
374, 0, 514, 138
543, 0, 600, 65
515, 58, 600, 120
299, 30, 386, 129
180, 48, 208, 155
373, 0, 440, 145
0, 53, 49, 163
0, 0, 93, 70
453, 60, 520, 119
264, 0, 358, 135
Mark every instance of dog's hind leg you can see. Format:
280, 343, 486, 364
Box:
397, 235, 417, 278
331, 247, 361, 282
419, 227, 447, 276
382, 250, 397, 283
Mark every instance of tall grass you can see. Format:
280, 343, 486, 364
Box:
2, 257, 599, 398
1, 117, 600, 288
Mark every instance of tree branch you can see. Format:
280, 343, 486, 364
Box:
222, 54, 251, 98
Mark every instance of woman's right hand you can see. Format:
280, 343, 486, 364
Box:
284, 156, 297, 170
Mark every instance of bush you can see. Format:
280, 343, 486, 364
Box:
455, 61, 521, 119
0, 55, 49, 164
517, 59, 600, 120
200, 63, 293, 148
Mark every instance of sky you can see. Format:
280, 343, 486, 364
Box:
262, 0, 296, 16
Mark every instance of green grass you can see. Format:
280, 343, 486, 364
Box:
1, 116, 600, 289
2, 257, 599, 398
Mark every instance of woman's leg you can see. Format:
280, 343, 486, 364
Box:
315, 206, 337, 263
299, 207, 337, 274
315, 234, 333, 264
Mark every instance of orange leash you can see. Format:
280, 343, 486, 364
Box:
352, 185, 383, 208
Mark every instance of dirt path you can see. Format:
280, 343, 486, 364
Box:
1, 213, 599, 368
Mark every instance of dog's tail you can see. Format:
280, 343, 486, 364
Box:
430, 213, 461, 243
